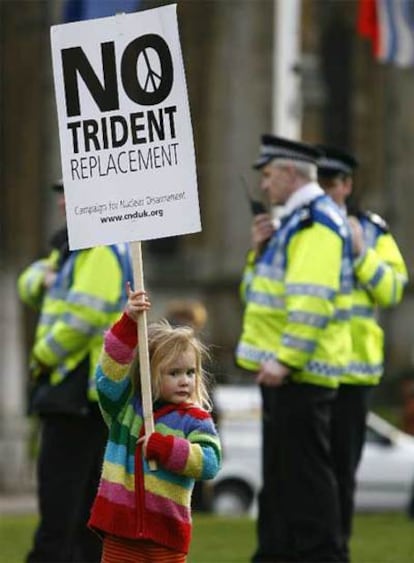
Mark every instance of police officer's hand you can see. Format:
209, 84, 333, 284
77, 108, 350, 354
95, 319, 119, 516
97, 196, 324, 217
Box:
43, 267, 57, 289
251, 213, 275, 254
125, 283, 151, 321
256, 359, 291, 387
348, 216, 365, 257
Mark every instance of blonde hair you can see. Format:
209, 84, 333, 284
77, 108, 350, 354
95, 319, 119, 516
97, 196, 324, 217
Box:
165, 299, 208, 333
131, 319, 212, 411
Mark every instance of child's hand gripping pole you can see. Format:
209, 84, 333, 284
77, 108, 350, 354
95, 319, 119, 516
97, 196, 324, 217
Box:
130, 241, 157, 471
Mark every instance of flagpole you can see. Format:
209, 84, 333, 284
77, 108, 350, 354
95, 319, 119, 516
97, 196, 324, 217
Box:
130, 240, 157, 471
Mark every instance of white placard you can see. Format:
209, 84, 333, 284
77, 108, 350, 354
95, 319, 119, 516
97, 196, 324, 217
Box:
51, 4, 200, 250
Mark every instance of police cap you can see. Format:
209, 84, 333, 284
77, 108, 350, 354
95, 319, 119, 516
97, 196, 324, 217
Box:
253, 134, 322, 170
316, 145, 358, 178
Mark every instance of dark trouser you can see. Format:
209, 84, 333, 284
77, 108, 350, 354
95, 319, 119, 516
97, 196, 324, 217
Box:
26, 405, 108, 563
331, 384, 372, 563
252, 383, 342, 563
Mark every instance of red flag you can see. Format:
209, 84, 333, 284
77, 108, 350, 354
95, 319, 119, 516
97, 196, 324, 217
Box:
356, 0, 380, 57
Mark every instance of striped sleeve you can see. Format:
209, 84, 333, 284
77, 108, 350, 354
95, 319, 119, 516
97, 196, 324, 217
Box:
240, 250, 257, 303
354, 233, 408, 307
32, 247, 125, 367
146, 417, 221, 480
96, 312, 137, 419
17, 258, 53, 310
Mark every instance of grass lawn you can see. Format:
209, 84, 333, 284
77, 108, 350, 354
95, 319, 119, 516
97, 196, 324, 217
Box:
0, 512, 413, 562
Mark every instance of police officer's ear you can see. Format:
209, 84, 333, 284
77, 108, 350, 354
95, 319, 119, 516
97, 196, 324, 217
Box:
343, 176, 353, 197
283, 163, 297, 181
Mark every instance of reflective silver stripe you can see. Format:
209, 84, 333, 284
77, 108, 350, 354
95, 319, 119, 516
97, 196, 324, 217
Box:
341, 257, 354, 294
238, 344, 343, 378
318, 157, 353, 175
334, 309, 351, 321
23, 278, 35, 296
23, 263, 48, 293
314, 200, 344, 227
342, 257, 353, 275
44, 335, 68, 360
368, 264, 385, 287
260, 144, 316, 163
29, 263, 47, 276
352, 305, 375, 319
306, 360, 344, 377
48, 287, 69, 300
348, 362, 383, 376
244, 269, 255, 281
391, 273, 408, 304
341, 281, 353, 295
236, 342, 276, 364
248, 290, 285, 309
47, 288, 121, 312
88, 376, 97, 393
397, 272, 408, 286
256, 263, 284, 281
364, 222, 377, 247
56, 364, 70, 379
39, 312, 59, 327
286, 283, 335, 299
67, 291, 120, 313
288, 311, 329, 328
38, 312, 100, 334
243, 270, 255, 287
61, 312, 98, 336
33, 261, 48, 272
281, 334, 315, 353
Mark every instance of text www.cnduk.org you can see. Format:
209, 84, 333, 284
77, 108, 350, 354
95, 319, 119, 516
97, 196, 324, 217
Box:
100, 208, 164, 223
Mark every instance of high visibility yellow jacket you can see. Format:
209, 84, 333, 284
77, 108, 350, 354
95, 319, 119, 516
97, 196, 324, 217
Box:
236, 193, 353, 389
18, 243, 132, 402
18, 249, 61, 310
344, 211, 408, 385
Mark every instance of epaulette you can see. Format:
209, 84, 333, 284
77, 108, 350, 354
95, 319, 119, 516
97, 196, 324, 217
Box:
312, 198, 346, 228
363, 210, 389, 233
309, 197, 350, 239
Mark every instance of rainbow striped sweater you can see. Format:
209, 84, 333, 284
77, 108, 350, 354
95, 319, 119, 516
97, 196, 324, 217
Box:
88, 312, 221, 553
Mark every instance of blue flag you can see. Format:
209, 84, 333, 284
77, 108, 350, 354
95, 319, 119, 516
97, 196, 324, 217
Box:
63, 0, 142, 23
376, 0, 414, 67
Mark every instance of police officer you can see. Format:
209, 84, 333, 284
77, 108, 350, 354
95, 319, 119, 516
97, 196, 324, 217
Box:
236, 135, 353, 563
317, 145, 408, 561
18, 179, 133, 562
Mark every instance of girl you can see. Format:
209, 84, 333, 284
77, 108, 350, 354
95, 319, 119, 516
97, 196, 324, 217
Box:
88, 287, 221, 562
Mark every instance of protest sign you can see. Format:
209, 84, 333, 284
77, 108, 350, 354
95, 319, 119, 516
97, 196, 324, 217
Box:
51, 4, 200, 250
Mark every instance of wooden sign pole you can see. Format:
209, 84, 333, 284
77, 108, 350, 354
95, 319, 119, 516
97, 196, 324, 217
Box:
130, 240, 156, 470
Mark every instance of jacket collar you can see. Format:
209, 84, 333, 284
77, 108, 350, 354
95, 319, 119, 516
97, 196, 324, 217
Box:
280, 181, 324, 218
153, 400, 196, 420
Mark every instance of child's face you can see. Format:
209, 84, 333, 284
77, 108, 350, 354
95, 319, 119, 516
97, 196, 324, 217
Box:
159, 346, 197, 405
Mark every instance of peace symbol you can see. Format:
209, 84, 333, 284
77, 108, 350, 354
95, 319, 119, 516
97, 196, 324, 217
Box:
138, 47, 162, 93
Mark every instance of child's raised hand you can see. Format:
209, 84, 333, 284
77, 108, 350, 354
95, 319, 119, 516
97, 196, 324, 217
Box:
125, 282, 151, 321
